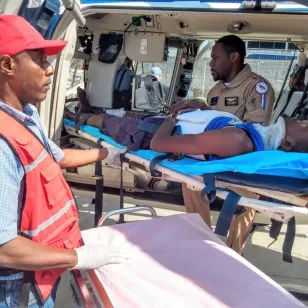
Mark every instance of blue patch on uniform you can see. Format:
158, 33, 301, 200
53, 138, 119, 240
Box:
255, 81, 269, 94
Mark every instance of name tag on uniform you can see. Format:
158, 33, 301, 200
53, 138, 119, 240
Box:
225, 97, 238, 106
210, 96, 218, 106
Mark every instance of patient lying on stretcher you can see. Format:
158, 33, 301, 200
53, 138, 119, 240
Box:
66, 90, 308, 159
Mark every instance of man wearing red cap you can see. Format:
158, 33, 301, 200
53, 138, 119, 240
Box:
0, 15, 129, 307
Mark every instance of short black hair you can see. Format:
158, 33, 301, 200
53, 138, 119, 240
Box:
216, 35, 246, 63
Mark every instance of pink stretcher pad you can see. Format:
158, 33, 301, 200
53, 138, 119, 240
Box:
81, 213, 304, 308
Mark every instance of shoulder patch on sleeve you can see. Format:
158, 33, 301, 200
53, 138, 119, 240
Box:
255, 81, 269, 94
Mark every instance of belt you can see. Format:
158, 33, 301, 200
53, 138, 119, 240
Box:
0, 268, 24, 276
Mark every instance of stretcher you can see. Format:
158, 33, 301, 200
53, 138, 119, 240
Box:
70, 208, 306, 308
63, 118, 308, 261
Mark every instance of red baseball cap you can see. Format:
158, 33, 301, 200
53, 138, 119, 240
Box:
0, 15, 68, 56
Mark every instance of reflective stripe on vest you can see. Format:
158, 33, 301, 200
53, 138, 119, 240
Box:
0, 108, 82, 304
22, 199, 75, 237
24, 149, 48, 172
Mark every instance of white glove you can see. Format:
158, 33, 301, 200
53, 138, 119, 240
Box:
103, 147, 127, 168
71, 244, 130, 270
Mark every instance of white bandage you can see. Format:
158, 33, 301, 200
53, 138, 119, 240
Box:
253, 116, 286, 150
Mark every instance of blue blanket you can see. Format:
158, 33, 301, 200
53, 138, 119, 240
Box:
64, 118, 308, 180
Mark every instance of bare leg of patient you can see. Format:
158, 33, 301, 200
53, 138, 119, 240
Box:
65, 87, 140, 128
86, 114, 106, 128
84, 110, 139, 128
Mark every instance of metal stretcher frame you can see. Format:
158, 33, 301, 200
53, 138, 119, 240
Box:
70, 128, 308, 223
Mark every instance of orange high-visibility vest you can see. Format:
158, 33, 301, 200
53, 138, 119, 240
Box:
0, 107, 82, 303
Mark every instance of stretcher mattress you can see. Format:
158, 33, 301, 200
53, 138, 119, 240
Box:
81, 214, 305, 308
64, 118, 308, 180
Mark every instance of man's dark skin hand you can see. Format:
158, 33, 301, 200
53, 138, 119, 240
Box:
170, 98, 211, 116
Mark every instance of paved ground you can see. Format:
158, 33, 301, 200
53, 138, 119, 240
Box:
55, 196, 308, 307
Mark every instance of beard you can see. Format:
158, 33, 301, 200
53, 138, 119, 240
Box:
212, 73, 219, 82
211, 69, 219, 81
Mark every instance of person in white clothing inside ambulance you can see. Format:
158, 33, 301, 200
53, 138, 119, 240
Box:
150, 66, 170, 99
